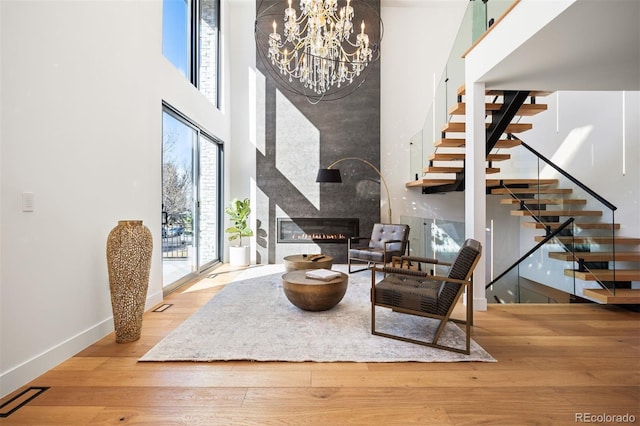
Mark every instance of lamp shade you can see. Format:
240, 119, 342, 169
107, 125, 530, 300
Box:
316, 168, 342, 183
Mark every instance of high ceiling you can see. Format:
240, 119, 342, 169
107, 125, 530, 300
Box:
480, 0, 640, 92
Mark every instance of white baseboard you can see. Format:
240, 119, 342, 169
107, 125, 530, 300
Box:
1, 291, 164, 398
0, 317, 113, 399
474, 297, 488, 311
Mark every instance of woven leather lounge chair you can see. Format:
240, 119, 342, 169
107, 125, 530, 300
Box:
370, 238, 482, 354
347, 223, 410, 273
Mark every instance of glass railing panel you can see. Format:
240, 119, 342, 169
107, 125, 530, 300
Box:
486, 221, 578, 303
411, 1, 517, 180
433, 68, 450, 141
411, 1, 518, 181
519, 285, 559, 304
471, 0, 487, 41
487, 1, 515, 28
414, 4, 475, 179
401, 216, 465, 276
436, 5, 473, 130
401, 215, 427, 258
409, 130, 423, 181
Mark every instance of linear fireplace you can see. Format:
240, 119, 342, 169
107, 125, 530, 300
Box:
277, 218, 359, 244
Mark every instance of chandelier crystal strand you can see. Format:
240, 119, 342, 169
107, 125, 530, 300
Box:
268, 0, 373, 96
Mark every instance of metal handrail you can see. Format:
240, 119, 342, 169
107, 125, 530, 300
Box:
514, 136, 617, 212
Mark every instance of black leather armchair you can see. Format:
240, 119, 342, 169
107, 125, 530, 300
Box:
347, 223, 410, 273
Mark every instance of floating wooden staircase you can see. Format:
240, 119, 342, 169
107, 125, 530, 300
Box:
496, 179, 640, 304
407, 86, 547, 193
490, 174, 640, 303
407, 85, 639, 305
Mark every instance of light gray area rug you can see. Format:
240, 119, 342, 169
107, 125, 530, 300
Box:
140, 265, 495, 363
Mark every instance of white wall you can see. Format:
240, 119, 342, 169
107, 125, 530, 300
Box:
226, 0, 257, 262
0, 0, 230, 397
381, 1, 468, 226
527, 91, 639, 234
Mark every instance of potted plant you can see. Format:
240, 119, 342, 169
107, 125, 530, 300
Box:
225, 198, 254, 266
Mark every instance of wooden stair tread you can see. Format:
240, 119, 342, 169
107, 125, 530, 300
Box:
565, 269, 640, 282
407, 178, 559, 189
435, 138, 467, 148
442, 122, 533, 134
449, 102, 548, 116
513, 210, 602, 217
538, 236, 640, 244
500, 198, 587, 205
435, 138, 521, 149
492, 188, 572, 195
582, 288, 640, 304
523, 222, 620, 230
423, 166, 500, 174
406, 179, 456, 188
549, 252, 640, 262
457, 85, 553, 97
429, 153, 511, 162
423, 166, 463, 173
489, 178, 559, 186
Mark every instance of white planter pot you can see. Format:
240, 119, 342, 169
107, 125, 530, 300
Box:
229, 246, 250, 266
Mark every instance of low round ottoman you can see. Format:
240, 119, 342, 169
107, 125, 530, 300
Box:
281, 269, 348, 311
283, 254, 333, 272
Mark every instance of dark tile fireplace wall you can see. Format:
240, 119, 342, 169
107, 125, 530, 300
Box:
255, 0, 381, 264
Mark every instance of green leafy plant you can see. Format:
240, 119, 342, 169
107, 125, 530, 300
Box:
224, 198, 254, 246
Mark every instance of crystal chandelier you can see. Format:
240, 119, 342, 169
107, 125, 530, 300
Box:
256, 0, 382, 102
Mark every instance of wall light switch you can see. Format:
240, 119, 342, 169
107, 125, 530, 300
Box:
22, 192, 35, 212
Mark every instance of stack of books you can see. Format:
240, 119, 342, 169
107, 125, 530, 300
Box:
305, 269, 341, 281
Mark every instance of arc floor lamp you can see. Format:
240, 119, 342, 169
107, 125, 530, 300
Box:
316, 157, 392, 224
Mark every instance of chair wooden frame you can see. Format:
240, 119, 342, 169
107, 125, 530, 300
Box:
370, 240, 482, 355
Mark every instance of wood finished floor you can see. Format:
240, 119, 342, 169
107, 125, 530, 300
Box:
2, 264, 639, 425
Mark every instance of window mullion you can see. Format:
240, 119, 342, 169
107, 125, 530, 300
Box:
191, 0, 199, 86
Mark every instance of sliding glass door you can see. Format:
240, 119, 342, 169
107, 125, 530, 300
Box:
198, 134, 220, 267
162, 107, 222, 291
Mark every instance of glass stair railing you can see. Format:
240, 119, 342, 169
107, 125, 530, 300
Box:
486, 137, 640, 303
408, 0, 514, 187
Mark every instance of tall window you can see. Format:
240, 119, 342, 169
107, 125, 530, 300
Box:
198, 0, 220, 105
162, 106, 223, 291
162, 0, 220, 107
162, 0, 190, 78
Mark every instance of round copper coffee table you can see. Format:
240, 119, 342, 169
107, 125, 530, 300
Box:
281, 269, 348, 311
283, 254, 333, 272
